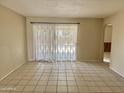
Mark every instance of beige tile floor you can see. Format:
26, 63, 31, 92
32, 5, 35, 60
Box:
0, 61, 124, 93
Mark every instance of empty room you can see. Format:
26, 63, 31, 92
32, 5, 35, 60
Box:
0, 0, 124, 93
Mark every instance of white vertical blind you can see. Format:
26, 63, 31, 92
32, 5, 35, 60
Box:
32, 23, 78, 62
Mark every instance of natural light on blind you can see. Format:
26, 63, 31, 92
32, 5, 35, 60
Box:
33, 23, 78, 62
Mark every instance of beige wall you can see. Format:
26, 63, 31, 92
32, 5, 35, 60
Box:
104, 10, 124, 77
104, 25, 112, 42
26, 17, 103, 61
0, 5, 26, 80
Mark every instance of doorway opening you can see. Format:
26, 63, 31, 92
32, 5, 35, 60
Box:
32, 23, 78, 62
103, 24, 112, 63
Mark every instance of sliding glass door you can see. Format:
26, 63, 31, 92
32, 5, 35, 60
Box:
33, 23, 78, 62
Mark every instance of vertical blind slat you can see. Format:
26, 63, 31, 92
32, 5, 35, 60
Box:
32, 24, 78, 62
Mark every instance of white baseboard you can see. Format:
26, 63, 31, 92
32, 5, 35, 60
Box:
103, 61, 110, 63
0, 63, 25, 82
110, 66, 124, 78
79, 60, 100, 62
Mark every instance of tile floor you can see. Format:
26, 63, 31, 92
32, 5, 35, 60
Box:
0, 61, 124, 93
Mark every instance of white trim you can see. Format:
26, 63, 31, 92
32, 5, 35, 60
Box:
78, 60, 100, 62
104, 61, 110, 63
0, 63, 25, 82
110, 66, 124, 78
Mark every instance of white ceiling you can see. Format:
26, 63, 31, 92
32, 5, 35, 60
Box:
0, 0, 124, 18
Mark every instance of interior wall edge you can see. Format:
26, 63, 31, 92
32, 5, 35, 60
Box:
110, 66, 124, 78
104, 10, 124, 77
0, 5, 27, 80
0, 4, 25, 17
0, 62, 25, 82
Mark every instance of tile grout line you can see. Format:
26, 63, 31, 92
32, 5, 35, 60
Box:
66, 62, 69, 93
71, 62, 80, 93
9, 65, 28, 93
56, 62, 59, 93
32, 63, 44, 93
